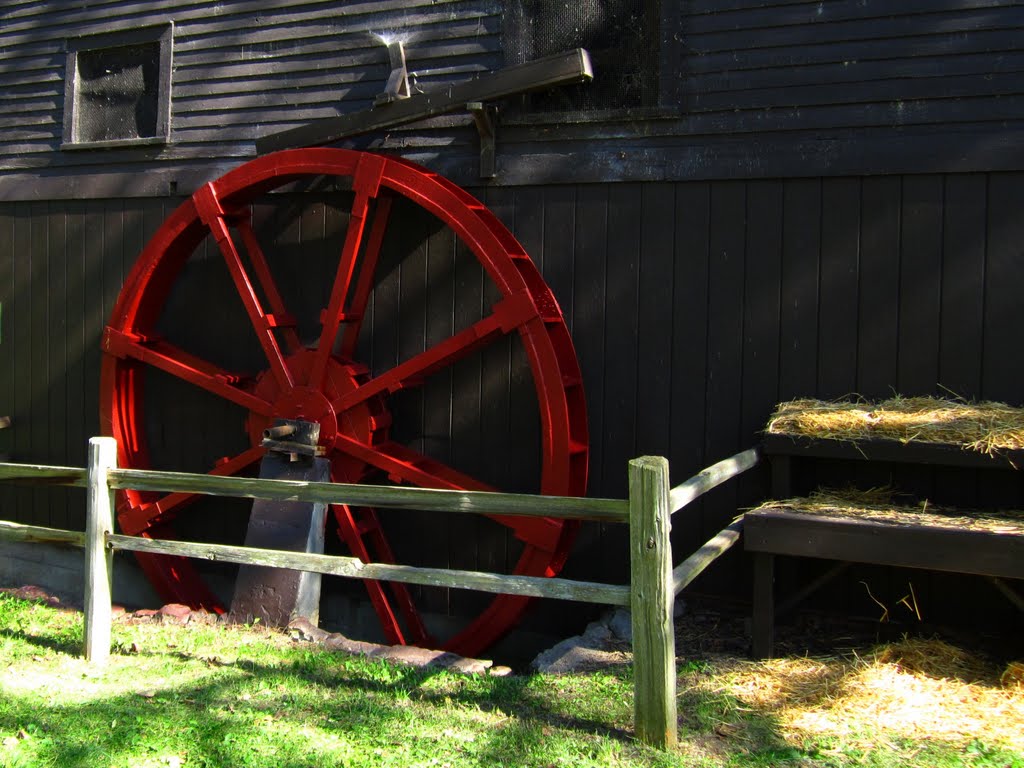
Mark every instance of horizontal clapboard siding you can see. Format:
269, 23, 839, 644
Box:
0, 0, 500, 178
0, 0, 1022, 194
678, 1, 1024, 121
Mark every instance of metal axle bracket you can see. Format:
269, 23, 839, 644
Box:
261, 418, 327, 461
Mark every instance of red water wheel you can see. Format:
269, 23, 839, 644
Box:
100, 148, 588, 657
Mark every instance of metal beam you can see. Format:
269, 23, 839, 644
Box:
256, 48, 593, 154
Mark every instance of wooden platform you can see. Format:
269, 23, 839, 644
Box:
746, 505, 1024, 658
749, 431, 1024, 659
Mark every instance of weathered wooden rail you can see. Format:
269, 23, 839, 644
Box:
0, 437, 759, 750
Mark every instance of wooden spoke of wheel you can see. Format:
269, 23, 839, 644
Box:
331, 503, 431, 647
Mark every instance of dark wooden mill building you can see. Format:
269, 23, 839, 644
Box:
1, 0, 1022, 654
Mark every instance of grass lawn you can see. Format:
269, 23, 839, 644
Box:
1, 592, 1021, 767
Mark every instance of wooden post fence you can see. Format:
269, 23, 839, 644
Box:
83, 436, 116, 666
0, 441, 763, 750
628, 456, 677, 749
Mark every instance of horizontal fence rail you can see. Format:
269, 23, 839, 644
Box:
0, 461, 629, 523
0, 519, 86, 547
669, 448, 760, 514
672, 518, 745, 596
0, 439, 761, 752
109, 534, 631, 606
107, 467, 630, 522
0, 462, 87, 486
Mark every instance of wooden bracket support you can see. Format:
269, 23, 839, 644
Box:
374, 40, 411, 106
467, 102, 498, 179
258, 48, 592, 154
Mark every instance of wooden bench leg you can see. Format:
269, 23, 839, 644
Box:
752, 552, 775, 659
770, 455, 792, 498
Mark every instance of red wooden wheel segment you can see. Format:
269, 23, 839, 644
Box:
99, 148, 589, 657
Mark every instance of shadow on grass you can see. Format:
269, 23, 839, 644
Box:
0, 643, 678, 768
0, 626, 79, 659
0, 664, 435, 768
676, 685, 792, 761
0, 625, 83, 656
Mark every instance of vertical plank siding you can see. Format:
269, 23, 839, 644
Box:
668, 184, 711, 556
778, 180, 821, 400
982, 174, 1024, 404
898, 177, 945, 395
939, 175, 987, 398
569, 185, 610, 584
856, 178, 903, 396
599, 184, 643, 583
635, 183, 676, 491
817, 179, 860, 399
1, 172, 1021, 609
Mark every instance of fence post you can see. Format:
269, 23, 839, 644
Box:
629, 456, 677, 749
84, 436, 116, 666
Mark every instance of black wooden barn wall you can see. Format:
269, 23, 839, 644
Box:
1, 0, 1023, 628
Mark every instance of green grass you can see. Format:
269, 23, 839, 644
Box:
0, 593, 1021, 768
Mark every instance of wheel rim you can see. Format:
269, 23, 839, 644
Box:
100, 148, 589, 657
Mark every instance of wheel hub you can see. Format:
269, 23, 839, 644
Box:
270, 388, 338, 439
247, 349, 389, 481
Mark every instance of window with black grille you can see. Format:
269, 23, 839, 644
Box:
505, 0, 660, 115
63, 24, 173, 148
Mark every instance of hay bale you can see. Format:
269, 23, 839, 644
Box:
766, 396, 1024, 456
1002, 661, 1024, 689
753, 488, 1024, 536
